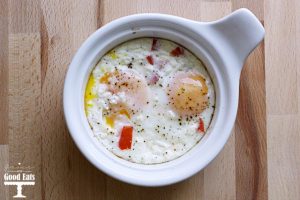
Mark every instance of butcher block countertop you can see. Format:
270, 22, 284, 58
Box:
0, 0, 299, 199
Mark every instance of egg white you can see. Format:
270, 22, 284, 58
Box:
85, 38, 215, 164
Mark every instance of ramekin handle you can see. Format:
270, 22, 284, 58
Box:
207, 8, 265, 71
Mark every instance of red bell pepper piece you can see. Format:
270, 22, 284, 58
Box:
170, 47, 184, 57
119, 126, 133, 150
151, 38, 159, 51
197, 118, 205, 133
146, 55, 154, 65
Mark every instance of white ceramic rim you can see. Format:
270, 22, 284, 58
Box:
63, 13, 240, 186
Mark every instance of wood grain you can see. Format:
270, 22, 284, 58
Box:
265, 0, 298, 114
267, 115, 300, 200
7, 1, 42, 199
8, 33, 42, 199
235, 43, 267, 200
9, 0, 40, 33
0, 0, 8, 144
265, 0, 300, 200
1, 0, 299, 199
102, 0, 204, 22
0, 145, 9, 199
40, 0, 107, 199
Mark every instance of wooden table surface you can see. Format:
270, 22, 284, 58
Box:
0, 0, 299, 199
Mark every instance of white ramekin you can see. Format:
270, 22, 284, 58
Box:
64, 8, 264, 186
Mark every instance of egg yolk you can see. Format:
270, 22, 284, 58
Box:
84, 75, 96, 112
105, 109, 131, 128
168, 72, 209, 116
98, 69, 149, 127
100, 72, 111, 83
107, 69, 149, 110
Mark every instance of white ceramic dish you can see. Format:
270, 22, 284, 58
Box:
64, 8, 264, 186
